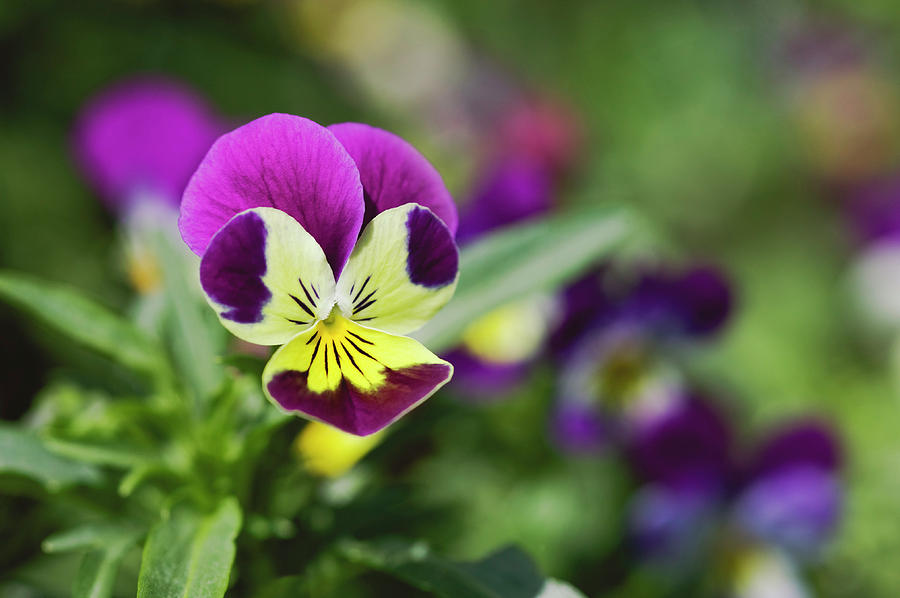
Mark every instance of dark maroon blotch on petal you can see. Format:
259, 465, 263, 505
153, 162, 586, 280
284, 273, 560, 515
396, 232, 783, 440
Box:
267, 363, 451, 436
200, 211, 270, 323
406, 206, 458, 288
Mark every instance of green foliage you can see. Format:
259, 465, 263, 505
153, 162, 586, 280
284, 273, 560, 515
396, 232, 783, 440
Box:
0, 424, 101, 492
340, 540, 561, 598
136, 498, 241, 598
149, 229, 226, 406
0, 271, 167, 378
70, 526, 141, 598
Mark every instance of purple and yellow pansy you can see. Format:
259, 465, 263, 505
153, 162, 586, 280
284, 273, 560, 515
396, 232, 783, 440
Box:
180, 114, 459, 436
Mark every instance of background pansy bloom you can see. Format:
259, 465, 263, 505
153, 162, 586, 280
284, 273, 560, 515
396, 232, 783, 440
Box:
549, 263, 733, 453
73, 76, 223, 212
628, 401, 842, 574
180, 114, 459, 435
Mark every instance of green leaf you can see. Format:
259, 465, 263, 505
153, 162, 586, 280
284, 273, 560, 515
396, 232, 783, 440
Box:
339, 540, 551, 598
414, 205, 634, 352
43, 522, 142, 554
150, 229, 226, 406
44, 438, 156, 469
0, 424, 101, 491
0, 270, 166, 375
137, 498, 242, 598
71, 527, 141, 598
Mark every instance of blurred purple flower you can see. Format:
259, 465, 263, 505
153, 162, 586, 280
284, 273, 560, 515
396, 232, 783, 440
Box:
628, 395, 734, 492
73, 76, 224, 211
552, 264, 733, 356
548, 265, 732, 451
626, 406, 843, 563
456, 158, 552, 243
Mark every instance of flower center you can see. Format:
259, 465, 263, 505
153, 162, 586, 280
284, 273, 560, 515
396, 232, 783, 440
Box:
322, 304, 344, 327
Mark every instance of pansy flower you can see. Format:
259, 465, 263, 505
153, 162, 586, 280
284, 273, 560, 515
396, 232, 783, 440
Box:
549, 264, 733, 452
627, 399, 842, 568
180, 114, 459, 436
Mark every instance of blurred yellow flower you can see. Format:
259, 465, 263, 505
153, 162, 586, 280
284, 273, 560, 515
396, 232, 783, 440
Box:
294, 421, 386, 477
461, 295, 556, 365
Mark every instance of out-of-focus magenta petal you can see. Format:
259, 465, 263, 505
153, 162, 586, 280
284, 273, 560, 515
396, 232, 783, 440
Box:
179, 114, 364, 276
456, 158, 552, 243
73, 76, 223, 210
329, 122, 457, 234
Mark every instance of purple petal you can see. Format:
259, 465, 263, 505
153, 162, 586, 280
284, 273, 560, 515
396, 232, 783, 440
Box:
180, 114, 364, 276
748, 420, 842, 481
670, 266, 733, 337
198, 207, 337, 346
456, 158, 552, 243
628, 396, 734, 490
550, 266, 620, 356
200, 210, 270, 324
406, 206, 458, 287
73, 76, 222, 210
329, 122, 457, 234
735, 466, 842, 556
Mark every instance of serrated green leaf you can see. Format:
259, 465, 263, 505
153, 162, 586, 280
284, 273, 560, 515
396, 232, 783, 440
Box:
414, 206, 633, 352
0, 270, 166, 375
339, 540, 546, 598
0, 424, 101, 491
137, 498, 242, 598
